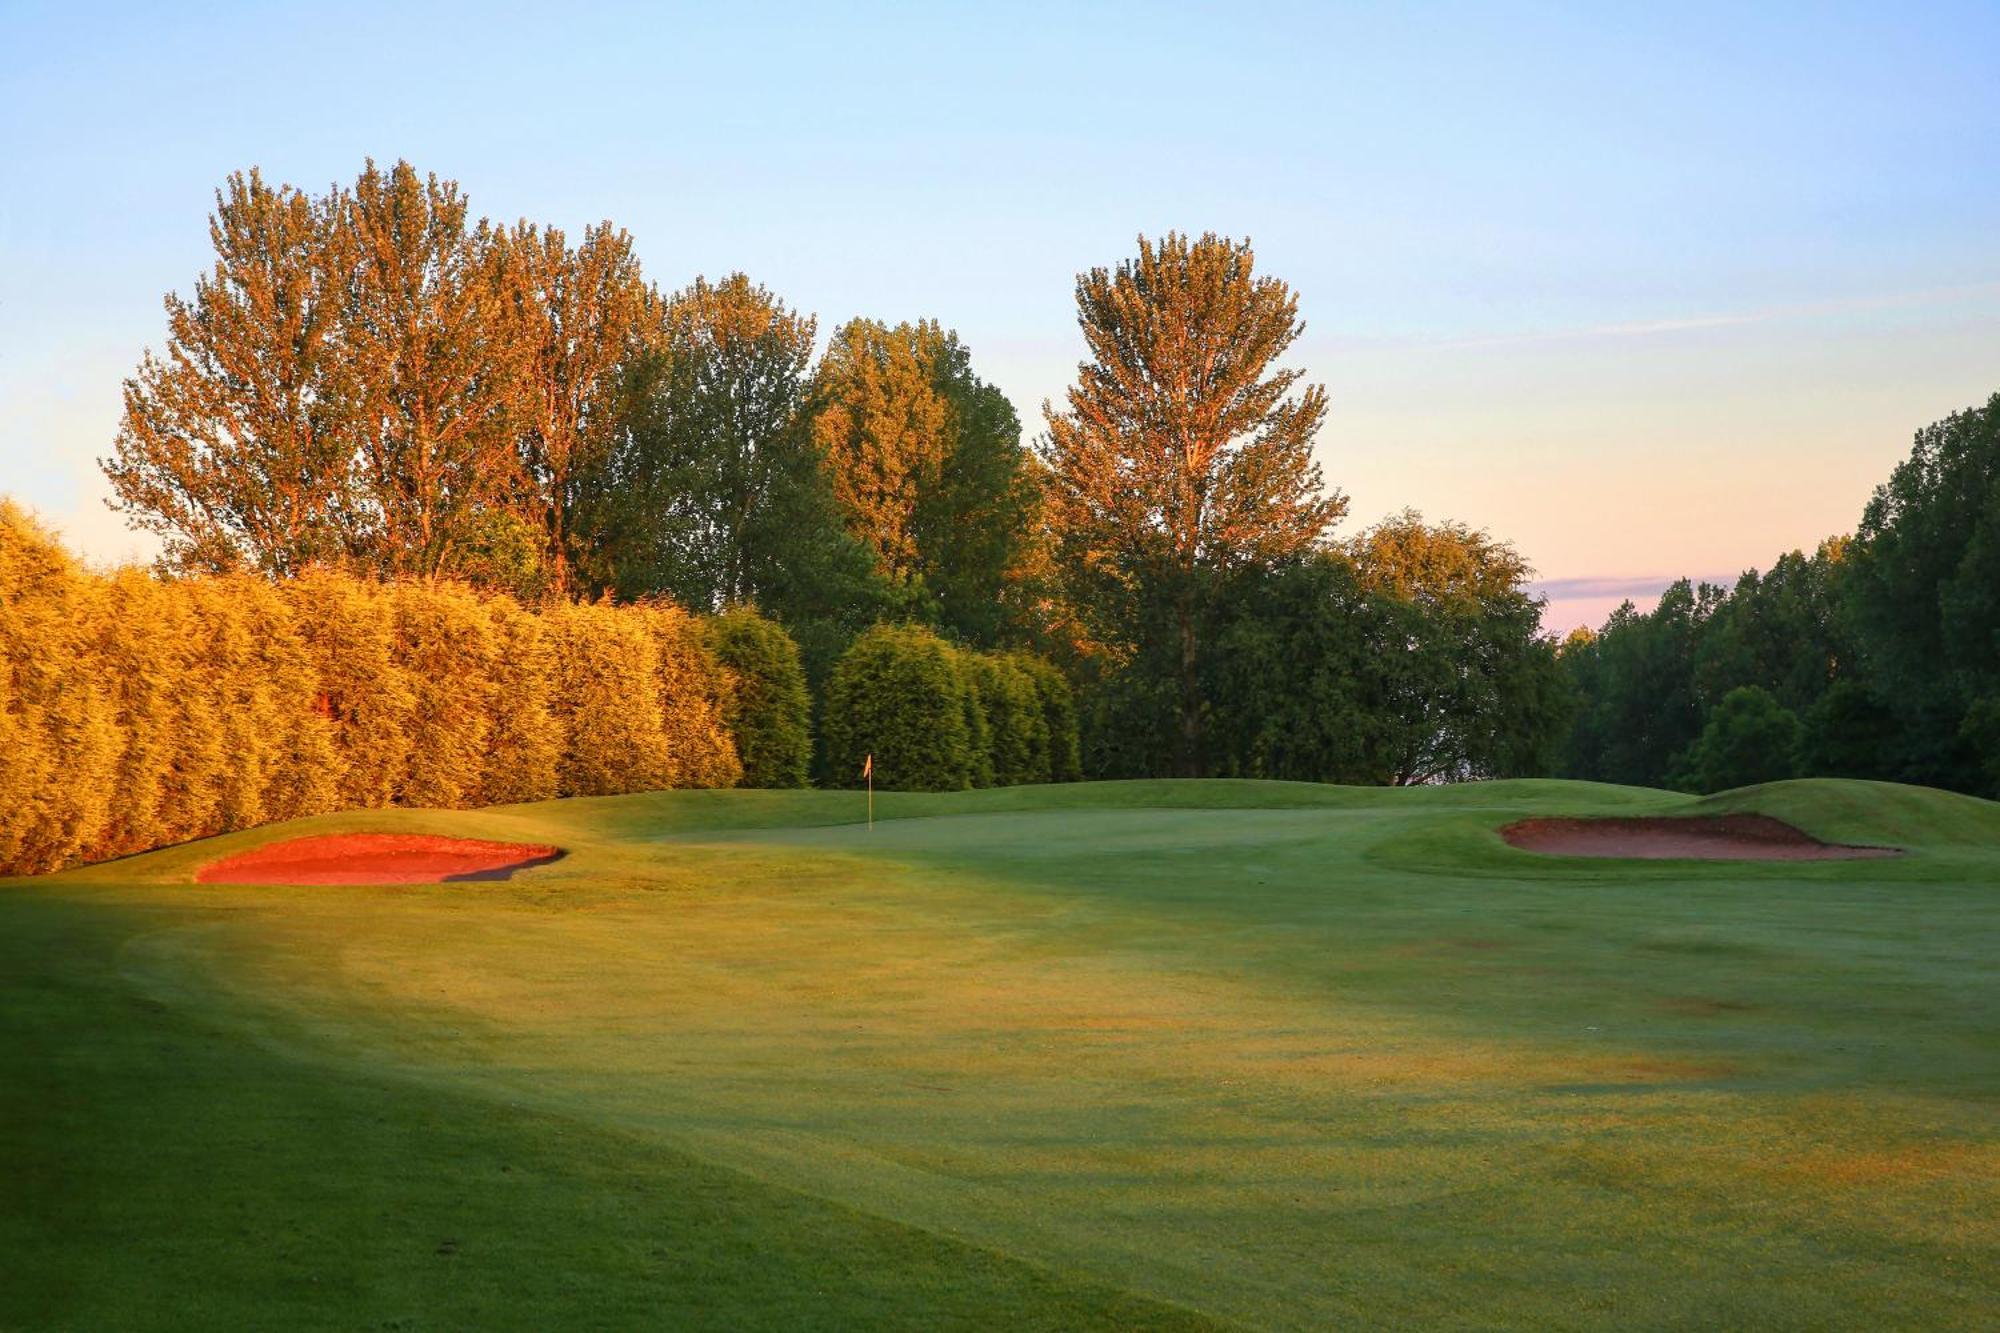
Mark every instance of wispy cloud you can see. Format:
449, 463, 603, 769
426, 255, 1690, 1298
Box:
1421, 279, 2000, 352
1530, 572, 1745, 602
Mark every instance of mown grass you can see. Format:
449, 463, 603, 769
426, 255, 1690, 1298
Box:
4, 778, 1996, 1330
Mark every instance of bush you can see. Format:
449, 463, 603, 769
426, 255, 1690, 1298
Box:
706, 609, 811, 788
967, 654, 1051, 786
641, 603, 742, 790
1012, 653, 1082, 782
478, 596, 561, 805
1676, 686, 1802, 793
393, 582, 499, 808
288, 572, 415, 810
544, 600, 675, 797
0, 514, 855, 873
822, 624, 974, 791
0, 503, 121, 874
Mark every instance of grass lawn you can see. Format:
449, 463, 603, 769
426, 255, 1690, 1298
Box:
3, 778, 1995, 1330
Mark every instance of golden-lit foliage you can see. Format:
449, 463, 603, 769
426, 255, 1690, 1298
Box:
0, 503, 121, 874
103, 160, 653, 592
0, 517, 757, 876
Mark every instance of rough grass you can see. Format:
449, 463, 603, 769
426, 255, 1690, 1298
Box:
4, 778, 1996, 1330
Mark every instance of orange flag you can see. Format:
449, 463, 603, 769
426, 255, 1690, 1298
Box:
862, 753, 873, 778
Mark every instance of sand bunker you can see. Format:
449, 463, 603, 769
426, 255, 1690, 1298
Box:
197, 834, 563, 885
1500, 814, 1899, 861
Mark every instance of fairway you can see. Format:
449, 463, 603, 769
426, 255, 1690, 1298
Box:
4, 778, 1996, 1330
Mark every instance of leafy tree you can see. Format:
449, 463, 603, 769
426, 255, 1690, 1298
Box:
1010, 653, 1083, 782
1204, 526, 1570, 785
810, 318, 1042, 644
341, 160, 522, 580
496, 220, 654, 598
1845, 392, 2000, 792
820, 624, 975, 792
586, 276, 887, 675
705, 608, 812, 789
102, 170, 361, 575
1040, 233, 1344, 774
1559, 579, 1724, 786
1676, 685, 1802, 793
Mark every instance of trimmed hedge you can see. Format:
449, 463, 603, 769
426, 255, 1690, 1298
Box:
822, 624, 976, 791
706, 609, 812, 788
0, 503, 752, 876
821, 623, 1081, 792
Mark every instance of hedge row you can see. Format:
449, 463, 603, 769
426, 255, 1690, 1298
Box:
0, 504, 814, 876
820, 623, 1081, 791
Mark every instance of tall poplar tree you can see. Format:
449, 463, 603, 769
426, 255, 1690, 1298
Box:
341, 160, 521, 581
1039, 232, 1344, 774
810, 318, 1041, 644
103, 170, 361, 575
497, 220, 654, 598
583, 274, 883, 665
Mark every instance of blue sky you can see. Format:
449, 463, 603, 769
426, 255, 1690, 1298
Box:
3, 1, 1996, 628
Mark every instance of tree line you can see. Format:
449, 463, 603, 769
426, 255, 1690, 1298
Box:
1559, 393, 2000, 799
0, 501, 1080, 875
97, 159, 1574, 790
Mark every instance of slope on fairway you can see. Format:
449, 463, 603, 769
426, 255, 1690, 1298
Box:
3, 778, 1996, 1331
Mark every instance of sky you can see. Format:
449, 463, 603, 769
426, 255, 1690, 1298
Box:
3, 1, 1996, 632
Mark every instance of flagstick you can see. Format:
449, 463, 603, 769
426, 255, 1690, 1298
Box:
867, 765, 873, 830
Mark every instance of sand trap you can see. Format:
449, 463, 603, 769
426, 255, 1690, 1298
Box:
197, 834, 563, 885
1500, 814, 1899, 861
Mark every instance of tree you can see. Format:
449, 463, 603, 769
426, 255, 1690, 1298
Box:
1676, 686, 1802, 793
820, 624, 976, 792
103, 169, 361, 575
705, 608, 812, 789
1559, 578, 1724, 786
1344, 513, 1572, 784
1845, 392, 2000, 791
341, 160, 522, 580
585, 276, 886, 672
810, 318, 1042, 644
497, 220, 654, 598
1040, 232, 1345, 774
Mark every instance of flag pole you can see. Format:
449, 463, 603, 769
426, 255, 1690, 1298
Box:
865, 753, 873, 830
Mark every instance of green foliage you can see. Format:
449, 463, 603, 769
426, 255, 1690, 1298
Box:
810, 319, 1043, 647
1040, 233, 1345, 774
640, 603, 744, 790
1845, 392, 2000, 793
1195, 528, 1571, 785
707, 609, 812, 788
1011, 653, 1082, 782
1676, 686, 1803, 793
1563, 395, 2000, 799
968, 655, 1052, 787
581, 276, 891, 658
821, 625, 975, 792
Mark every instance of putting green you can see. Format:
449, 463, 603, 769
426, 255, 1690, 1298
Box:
4, 779, 1996, 1330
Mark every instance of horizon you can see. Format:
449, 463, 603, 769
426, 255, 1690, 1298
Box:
5, 2, 1997, 634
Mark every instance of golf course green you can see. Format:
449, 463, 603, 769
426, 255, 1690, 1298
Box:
4, 778, 1995, 1330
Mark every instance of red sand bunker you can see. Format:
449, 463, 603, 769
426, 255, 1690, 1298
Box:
1500, 814, 1900, 861
197, 834, 563, 885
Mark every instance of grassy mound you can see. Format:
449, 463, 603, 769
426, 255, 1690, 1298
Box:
5, 778, 1995, 1329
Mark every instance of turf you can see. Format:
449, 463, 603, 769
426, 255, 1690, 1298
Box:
3, 778, 1995, 1330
